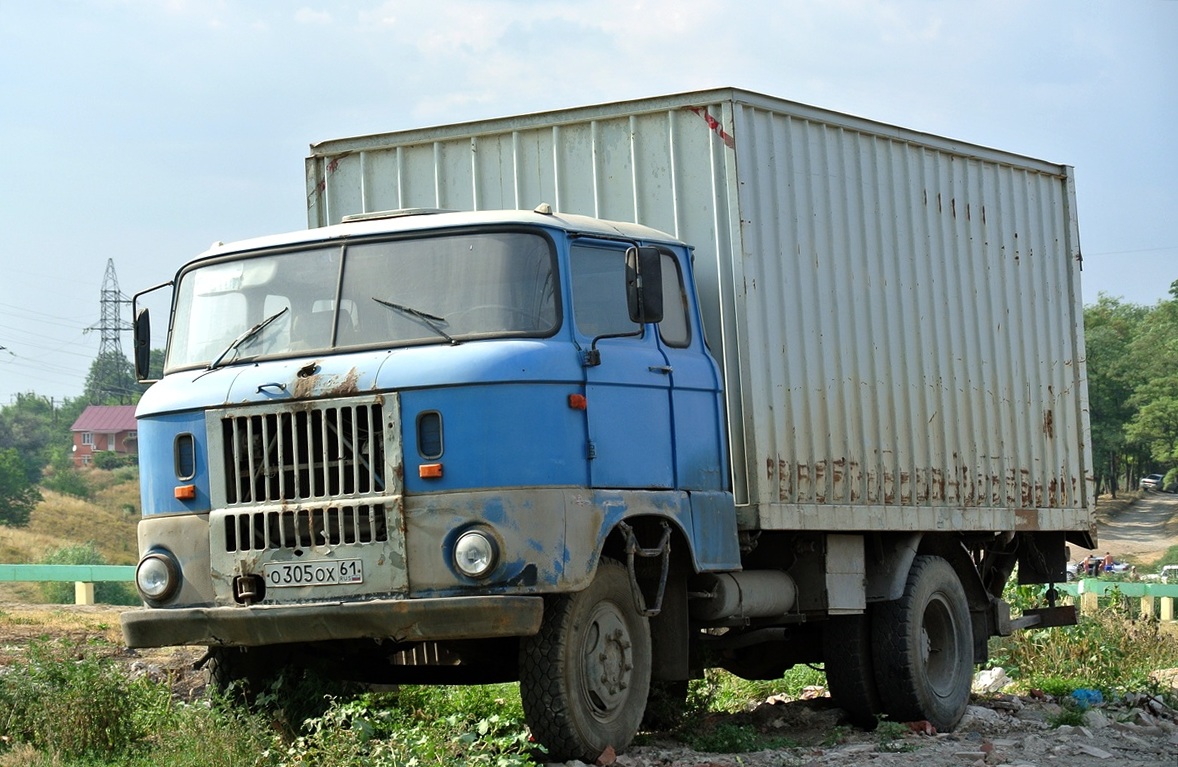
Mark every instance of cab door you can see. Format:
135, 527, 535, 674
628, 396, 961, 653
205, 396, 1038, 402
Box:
570, 240, 674, 489
652, 250, 727, 492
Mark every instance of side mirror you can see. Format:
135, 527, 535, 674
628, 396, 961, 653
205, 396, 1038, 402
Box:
625, 246, 664, 324
133, 307, 152, 381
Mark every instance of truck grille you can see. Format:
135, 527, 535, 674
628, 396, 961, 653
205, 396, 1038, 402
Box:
219, 402, 384, 505
221, 503, 388, 552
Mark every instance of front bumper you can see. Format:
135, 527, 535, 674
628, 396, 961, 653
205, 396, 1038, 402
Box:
121, 594, 544, 648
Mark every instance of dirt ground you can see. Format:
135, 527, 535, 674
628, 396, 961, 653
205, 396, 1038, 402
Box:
3, 494, 1177, 766
1080, 491, 1178, 567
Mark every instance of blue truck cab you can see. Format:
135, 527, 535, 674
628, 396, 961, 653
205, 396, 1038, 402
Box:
122, 207, 741, 758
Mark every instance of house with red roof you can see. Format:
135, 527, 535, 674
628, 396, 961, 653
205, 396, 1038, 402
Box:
69, 405, 138, 467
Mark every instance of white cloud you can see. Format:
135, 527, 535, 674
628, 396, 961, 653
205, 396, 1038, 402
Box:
295, 8, 332, 25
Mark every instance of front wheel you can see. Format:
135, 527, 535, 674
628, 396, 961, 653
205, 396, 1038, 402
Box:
872, 555, 973, 730
519, 559, 651, 762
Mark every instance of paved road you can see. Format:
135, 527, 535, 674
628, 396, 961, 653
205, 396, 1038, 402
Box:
1083, 491, 1178, 565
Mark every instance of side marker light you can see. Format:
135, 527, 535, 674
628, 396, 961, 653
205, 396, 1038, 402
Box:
420, 463, 444, 479
174, 484, 196, 500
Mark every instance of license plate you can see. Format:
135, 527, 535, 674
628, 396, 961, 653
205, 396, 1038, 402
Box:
263, 559, 363, 588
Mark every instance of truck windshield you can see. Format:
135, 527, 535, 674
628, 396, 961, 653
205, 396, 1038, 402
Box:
166, 231, 559, 372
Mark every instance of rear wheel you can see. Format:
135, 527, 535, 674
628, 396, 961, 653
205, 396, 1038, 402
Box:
823, 609, 883, 727
519, 559, 651, 762
872, 555, 973, 730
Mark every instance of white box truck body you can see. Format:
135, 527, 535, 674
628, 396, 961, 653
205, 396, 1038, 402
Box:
308, 87, 1092, 535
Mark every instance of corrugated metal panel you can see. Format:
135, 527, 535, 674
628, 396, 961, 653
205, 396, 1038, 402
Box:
306, 88, 1092, 530
730, 100, 1088, 530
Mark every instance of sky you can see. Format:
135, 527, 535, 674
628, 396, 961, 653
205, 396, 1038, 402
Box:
0, 1, 1175, 406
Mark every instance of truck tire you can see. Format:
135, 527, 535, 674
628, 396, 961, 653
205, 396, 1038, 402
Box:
519, 559, 651, 762
823, 610, 883, 727
871, 555, 972, 730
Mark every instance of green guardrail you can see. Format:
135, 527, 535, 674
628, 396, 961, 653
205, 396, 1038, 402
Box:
0, 564, 135, 583
0, 564, 136, 606
1054, 579, 1178, 598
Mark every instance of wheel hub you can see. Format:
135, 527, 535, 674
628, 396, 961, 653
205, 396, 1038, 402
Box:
582, 603, 634, 719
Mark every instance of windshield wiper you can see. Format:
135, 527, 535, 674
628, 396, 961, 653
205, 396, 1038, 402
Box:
372, 297, 456, 345
208, 307, 289, 370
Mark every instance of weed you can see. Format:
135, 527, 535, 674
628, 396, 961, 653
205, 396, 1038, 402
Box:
0, 639, 142, 760
683, 665, 825, 718
821, 724, 851, 747
1048, 703, 1087, 728
681, 720, 794, 754
873, 718, 918, 753
284, 692, 538, 766
1034, 676, 1089, 699
989, 576, 1178, 705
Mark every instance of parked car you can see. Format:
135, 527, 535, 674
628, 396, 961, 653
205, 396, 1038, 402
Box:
1141, 473, 1164, 491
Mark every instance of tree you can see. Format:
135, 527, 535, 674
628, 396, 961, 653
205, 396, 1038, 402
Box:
1123, 285, 1178, 478
0, 447, 41, 526
84, 350, 139, 405
0, 393, 57, 481
1125, 379, 1178, 467
1083, 295, 1148, 496
1083, 281, 1178, 495
0, 393, 87, 481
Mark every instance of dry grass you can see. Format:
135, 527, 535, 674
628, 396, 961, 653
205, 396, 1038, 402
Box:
24, 485, 140, 565
0, 603, 125, 635
0, 604, 127, 663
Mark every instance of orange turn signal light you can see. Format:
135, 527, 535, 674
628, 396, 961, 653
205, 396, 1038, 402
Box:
568, 393, 587, 410
174, 484, 197, 500
419, 463, 444, 479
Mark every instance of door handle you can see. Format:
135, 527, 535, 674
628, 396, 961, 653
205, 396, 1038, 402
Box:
648, 365, 673, 374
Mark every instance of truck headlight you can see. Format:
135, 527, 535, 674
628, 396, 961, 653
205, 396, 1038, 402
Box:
454, 530, 497, 579
136, 550, 180, 602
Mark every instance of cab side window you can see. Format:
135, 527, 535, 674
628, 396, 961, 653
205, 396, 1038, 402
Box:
570, 244, 640, 338
658, 253, 689, 347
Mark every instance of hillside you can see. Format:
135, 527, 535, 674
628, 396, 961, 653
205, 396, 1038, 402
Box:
0, 469, 140, 602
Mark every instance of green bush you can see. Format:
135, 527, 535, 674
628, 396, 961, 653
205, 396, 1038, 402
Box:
40, 465, 92, 499
93, 451, 137, 470
282, 688, 537, 767
0, 638, 279, 766
38, 541, 139, 606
